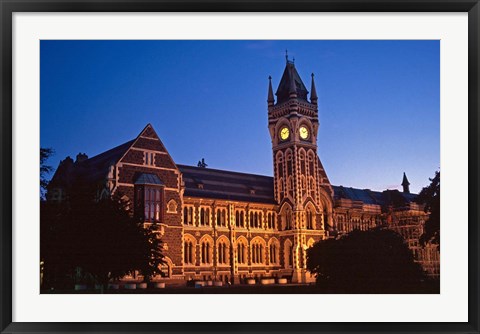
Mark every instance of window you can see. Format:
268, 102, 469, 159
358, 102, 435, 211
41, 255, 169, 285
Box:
183, 206, 194, 225
237, 241, 246, 264
216, 208, 227, 227
269, 242, 278, 264
249, 211, 262, 229
218, 240, 229, 265
235, 210, 245, 228
267, 212, 275, 229
284, 240, 293, 268
143, 187, 162, 222
285, 208, 292, 230
184, 239, 195, 265
201, 240, 212, 264
200, 207, 210, 226
251, 239, 265, 264
144, 152, 155, 166
306, 210, 314, 229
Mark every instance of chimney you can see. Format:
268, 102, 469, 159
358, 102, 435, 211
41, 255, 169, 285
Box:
76, 153, 88, 163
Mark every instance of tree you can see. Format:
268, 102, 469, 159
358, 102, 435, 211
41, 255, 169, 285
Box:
41, 186, 165, 290
40, 148, 54, 199
416, 171, 440, 245
306, 228, 427, 293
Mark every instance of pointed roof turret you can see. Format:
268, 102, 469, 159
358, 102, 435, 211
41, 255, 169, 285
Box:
275, 56, 309, 104
401, 172, 410, 194
310, 73, 318, 104
267, 76, 275, 106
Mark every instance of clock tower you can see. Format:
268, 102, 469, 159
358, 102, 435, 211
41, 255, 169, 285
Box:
268, 56, 334, 283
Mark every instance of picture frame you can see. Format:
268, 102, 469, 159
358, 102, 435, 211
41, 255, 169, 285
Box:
1, 0, 478, 333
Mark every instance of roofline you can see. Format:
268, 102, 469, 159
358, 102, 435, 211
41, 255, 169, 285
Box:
177, 164, 274, 179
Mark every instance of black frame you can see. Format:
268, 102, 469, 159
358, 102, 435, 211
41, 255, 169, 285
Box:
1, 0, 478, 333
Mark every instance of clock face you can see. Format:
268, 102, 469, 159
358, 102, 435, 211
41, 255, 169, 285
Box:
280, 127, 290, 140
299, 126, 309, 140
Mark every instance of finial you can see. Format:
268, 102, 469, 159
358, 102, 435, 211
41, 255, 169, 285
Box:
267, 75, 275, 105
311, 73, 314, 78
401, 172, 410, 193
285, 49, 288, 63
310, 72, 318, 104
292, 56, 295, 64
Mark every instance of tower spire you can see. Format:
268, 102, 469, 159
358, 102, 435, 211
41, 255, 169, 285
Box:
275, 56, 308, 103
310, 73, 318, 105
288, 66, 297, 98
267, 76, 275, 106
402, 172, 410, 193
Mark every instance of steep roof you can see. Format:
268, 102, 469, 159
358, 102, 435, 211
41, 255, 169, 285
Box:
48, 139, 134, 188
178, 165, 276, 204
275, 61, 309, 103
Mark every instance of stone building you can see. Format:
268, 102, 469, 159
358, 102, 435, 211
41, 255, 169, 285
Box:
47, 58, 440, 284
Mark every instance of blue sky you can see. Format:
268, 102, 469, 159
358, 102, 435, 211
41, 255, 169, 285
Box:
40, 40, 439, 194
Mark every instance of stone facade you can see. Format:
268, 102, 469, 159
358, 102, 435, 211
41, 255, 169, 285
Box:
47, 59, 439, 284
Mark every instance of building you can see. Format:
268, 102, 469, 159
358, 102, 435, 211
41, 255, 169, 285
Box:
47, 58, 440, 284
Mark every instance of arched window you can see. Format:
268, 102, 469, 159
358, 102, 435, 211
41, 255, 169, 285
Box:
183, 206, 194, 225
251, 239, 265, 264
201, 239, 212, 264
249, 212, 254, 228
306, 209, 314, 229
269, 239, 279, 265
218, 239, 230, 265
237, 239, 246, 264
284, 240, 293, 268
200, 207, 210, 226
286, 208, 292, 230
184, 236, 196, 265
235, 211, 240, 227
216, 208, 227, 227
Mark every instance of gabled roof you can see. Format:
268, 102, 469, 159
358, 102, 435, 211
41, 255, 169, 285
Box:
79, 139, 135, 183
275, 61, 309, 103
48, 139, 134, 188
48, 123, 168, 189
178, 164, 276, 204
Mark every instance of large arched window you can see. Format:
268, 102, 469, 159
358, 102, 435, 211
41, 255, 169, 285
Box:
251, 238, 266, 264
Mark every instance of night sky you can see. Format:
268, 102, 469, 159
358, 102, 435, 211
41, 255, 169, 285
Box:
40, 40, 439, 194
